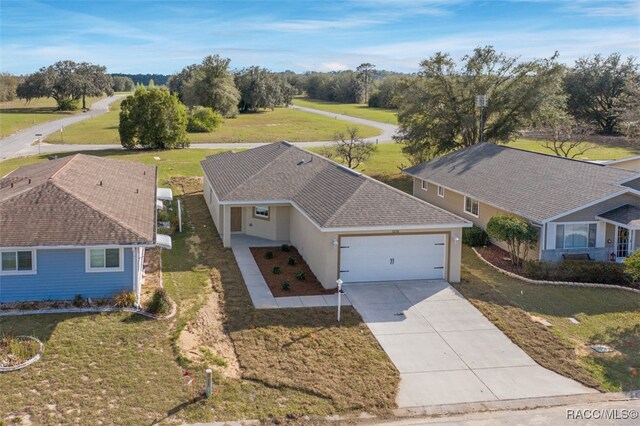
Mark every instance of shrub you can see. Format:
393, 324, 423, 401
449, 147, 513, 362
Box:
146, 288, 170, 315
58, 98, 80, 111
295, 271, 306, 281
273, 266, 281, 274
187, 106, 222, 132
281, 244, 290, 252
72, 294, 85, 307
523, 260, 632, 285
114, 290, 136, 308
281, 281, 290, 291
624, 250, 640, 282
287, 256, 297, 265
486, 215, 538, 266
462, 225, 488, 247
265, 251, 274, 259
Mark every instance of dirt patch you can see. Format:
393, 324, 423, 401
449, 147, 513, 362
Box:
250, 246, 336, 297
140, 247, 163, 307
177, 287, 241, 379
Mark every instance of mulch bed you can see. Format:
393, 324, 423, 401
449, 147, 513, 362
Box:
476, 244, 525, 275
250, 246, 336, 297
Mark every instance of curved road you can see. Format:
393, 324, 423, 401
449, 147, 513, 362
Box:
1, 101, 398, 160
0, 95, 126, 160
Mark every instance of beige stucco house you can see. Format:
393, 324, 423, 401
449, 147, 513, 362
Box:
403, 143, 640, 263
201, 142, 471, 289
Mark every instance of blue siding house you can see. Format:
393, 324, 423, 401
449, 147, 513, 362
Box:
0, 154, 172, 304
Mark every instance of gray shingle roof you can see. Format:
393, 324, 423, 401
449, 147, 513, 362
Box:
201, 142, 469, 229
597, 204, 640, 228
403, 143, 639, 223
0, 154, 157, 247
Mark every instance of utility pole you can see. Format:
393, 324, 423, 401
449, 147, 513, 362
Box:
475, 95, 488, 143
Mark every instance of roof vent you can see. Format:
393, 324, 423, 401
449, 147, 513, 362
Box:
28, 179, 31, 184
99, 180, 103, 186
297, 159, 306, 166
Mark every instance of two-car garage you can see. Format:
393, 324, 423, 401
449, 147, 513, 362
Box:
338, 234, 448, 283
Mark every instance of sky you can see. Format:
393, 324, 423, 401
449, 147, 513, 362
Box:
1, 0, 639, 75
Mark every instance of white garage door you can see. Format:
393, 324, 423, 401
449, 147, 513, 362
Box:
339, 234, 446, 282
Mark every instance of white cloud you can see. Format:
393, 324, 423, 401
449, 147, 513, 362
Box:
318, 62, 350, 71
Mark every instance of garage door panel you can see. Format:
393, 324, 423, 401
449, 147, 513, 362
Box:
339, 234, 446, 282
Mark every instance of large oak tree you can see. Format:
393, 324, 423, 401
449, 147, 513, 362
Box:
395, 46, 565, 164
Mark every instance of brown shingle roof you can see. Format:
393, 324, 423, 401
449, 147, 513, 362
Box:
201, 142, 469, 229
403, 143, 639, 223
0, 154, 157, 247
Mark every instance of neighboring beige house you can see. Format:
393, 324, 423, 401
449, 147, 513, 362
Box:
607, 155, 640, 172
403, 143, 640, 262
200, 142, 471, 288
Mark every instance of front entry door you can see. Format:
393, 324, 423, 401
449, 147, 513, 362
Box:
230, 207, 242, 232
616, 226, 631, 259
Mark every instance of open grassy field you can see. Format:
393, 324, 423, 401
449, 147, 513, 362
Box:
43, 103, 382, 145
507, 138, 640, 161
456, 246, 640, 392
0, 96, 105, 138
0, 174, 398, 425
293, 97, 399, 125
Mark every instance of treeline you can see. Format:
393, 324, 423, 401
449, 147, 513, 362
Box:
111, 73, 169, 86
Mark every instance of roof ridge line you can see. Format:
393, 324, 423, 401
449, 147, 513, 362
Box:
492, 143, 616, 167
49, 154, 79, 180
51, 181, 152, 242
222, 142, 292, 198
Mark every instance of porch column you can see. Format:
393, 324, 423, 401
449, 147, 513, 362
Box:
223, 205, 231, 248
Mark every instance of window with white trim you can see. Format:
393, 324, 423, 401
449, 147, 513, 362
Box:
254, 206, 270, 219
555, 223, 596, 249
421, 180, 428, 191
437, 186, 445, 197
86, 248, 123, 272
1, 250, 35, 274
464, 196, 479, 217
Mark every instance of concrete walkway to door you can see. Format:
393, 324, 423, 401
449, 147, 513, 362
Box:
343, 280, 597, 408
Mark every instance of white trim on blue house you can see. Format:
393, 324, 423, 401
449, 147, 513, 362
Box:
85, 247, 125, 273
0, 249, 37, 276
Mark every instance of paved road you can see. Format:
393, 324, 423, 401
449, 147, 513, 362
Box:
0, 95, 126, 160
343, 280, 595, 408
1, 102, 398, 160
380, 399, 640, 425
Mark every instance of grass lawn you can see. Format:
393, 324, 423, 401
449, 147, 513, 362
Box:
507, 138, 639, 161
44, 103, 382, 145
456, 246, 640, 392
0, 165, 398, 424
0, 96, 105, 138
293, 97, 399, 125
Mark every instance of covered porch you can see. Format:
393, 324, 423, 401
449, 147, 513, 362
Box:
597, 204, 640, 262
220, 203, 291, 248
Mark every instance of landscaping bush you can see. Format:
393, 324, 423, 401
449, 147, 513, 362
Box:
273, 266, 281, 274
462, 225, 488, 247
265, 251, 274, 259
58, 98, 80, 111
146, 288, 170, 315
114, 290, 136, 308
487, 215, 538, 266
281, 244, 290, 252
72, 294, 85, 307
187, 106, 222, 132
287, 256, 297, 265
281, 281, 290, 291
624, 249, 640, 282
295, 271, 306, 281
523, 260, 632, 285
0, 335, 40, 367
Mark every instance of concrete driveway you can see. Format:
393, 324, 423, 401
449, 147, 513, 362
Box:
343, 280, 597, 408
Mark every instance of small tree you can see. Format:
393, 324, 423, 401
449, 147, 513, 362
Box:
119, 87, 188, 149
333, 126, 377, 169
541, 121, 596, 159
624, 250, 640, 282
187, 106, 222, 132
486, 216, 539, 266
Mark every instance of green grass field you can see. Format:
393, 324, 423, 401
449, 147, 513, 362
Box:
44, 103, 382, 145
293, 97, 399, 125
507, 138, 639, 161
0, 96, 105, 138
